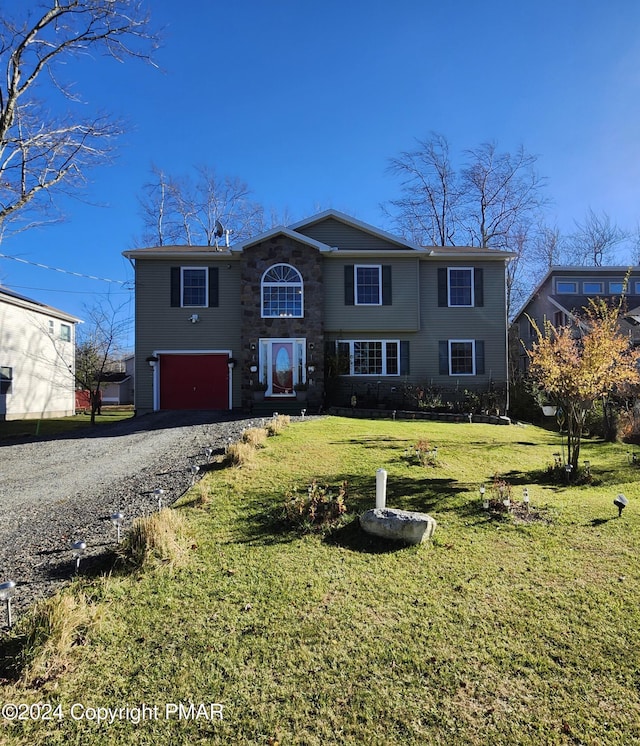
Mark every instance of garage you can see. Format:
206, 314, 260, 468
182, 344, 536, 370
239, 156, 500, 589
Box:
159, 353, 230, 410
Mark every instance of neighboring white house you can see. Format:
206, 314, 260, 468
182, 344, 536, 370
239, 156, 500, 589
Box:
0, 287, 81, 420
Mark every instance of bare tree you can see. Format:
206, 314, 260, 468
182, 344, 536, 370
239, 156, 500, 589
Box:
385, 132, 460, 246
568, 208, 627, 266
530, 222, 564, 270
75, 299, 131, 424
0, 1, 158, 235
460, 142, 547, 250
136, 165, 265, 247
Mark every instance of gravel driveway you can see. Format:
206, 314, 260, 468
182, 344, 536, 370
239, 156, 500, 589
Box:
0, 411, 274, 619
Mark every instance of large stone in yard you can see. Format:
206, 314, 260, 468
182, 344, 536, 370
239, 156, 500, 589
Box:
359, 508, 437, 545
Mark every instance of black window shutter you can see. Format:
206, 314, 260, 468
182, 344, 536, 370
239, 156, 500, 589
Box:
344, 265, 354, 305
382, 265, 392, 305
438, 341, 449, 375
474, 268, 484, 307
337, 341, 351, 374
399, 341, 409, 375
475, 340, 485, 375
170, 267, 181, 307
208, 267, 219, 307
438, 268, 448, 306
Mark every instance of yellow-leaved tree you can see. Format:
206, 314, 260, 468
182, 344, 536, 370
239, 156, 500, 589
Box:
527, 298, 640, 477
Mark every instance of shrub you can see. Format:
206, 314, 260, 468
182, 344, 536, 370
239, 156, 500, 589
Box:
121, 508, 187, 569
18, 593, 99, 685
283, 480, 348, 530
404, 439, 439, 467
267, 414, 291, 436
225, 441, 256, 466
242, 427, 268, 448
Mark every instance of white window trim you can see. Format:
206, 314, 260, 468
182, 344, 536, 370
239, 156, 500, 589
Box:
583, 281, 604, 294
448, 339, 476, 376
338, 339, 400, 376
555, 280, 578, 294
261, 263, 304, 318
60, 323, 71, 342
354, 265, 382, 306
447, 267, 474, 307
181, 267, 209, 308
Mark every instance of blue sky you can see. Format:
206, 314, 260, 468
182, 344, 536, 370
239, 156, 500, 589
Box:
2, 0, 640, 344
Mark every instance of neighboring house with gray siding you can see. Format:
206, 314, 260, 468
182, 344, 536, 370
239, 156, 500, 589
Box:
123, 210, 512, 414
512, 266, 640, 373
0, 287, 80, 420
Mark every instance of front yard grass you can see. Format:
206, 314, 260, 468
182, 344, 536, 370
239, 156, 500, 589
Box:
1, 416, 640, 745
0, 406, 134, 440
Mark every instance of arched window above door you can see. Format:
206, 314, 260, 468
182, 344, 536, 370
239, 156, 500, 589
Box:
261, 264, 303, 318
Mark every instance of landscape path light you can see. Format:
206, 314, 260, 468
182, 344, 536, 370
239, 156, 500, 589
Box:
523, 487, 530, 512
614, 493, 628, 518
190, 464, 200, 485
0, 580, 16, 629
205, 447, 213, 463
480, 484, 488, 510
72, 540, 87, 572
110, 512, 124, 543
154, 488, 165, 511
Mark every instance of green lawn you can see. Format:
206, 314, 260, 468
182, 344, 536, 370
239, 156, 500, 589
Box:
0, 407, 134, 439
1, 416, 639, 745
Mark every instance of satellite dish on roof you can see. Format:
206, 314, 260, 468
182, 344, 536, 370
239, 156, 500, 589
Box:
214, 220, 224, 239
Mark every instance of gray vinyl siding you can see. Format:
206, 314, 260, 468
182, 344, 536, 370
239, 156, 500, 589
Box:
297, 217, 406, 251
417, 261, 508, 384
134, 259, 242, 411
323, 257, 420, 332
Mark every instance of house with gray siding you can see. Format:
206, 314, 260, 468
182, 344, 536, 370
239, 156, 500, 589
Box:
123, 210, 512, 414
512, 266, 640, 373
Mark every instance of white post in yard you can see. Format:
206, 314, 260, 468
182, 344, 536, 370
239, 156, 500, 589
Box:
376, 468, 388, 509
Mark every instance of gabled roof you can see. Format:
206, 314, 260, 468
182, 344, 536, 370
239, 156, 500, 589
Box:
512, 265, 640, 322
230, 226, 335, 253
288, 209, 428, 252
0, 286, 81, 323
123, 208, 514, 260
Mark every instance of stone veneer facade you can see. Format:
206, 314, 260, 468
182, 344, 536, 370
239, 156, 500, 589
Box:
239, 236, 324, 410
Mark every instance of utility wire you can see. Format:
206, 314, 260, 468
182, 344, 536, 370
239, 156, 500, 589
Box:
0, 252, 129, 285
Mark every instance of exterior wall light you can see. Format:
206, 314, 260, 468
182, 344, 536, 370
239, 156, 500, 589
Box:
146, 355, 159, 369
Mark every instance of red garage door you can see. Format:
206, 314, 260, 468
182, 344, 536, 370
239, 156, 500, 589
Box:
159, 354, 229, 410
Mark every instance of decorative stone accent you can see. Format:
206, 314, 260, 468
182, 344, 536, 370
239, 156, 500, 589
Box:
240, 236, 324, 410
359, 508, 437, 545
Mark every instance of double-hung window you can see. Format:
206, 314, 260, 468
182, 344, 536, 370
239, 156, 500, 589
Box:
355, 265, 382, 305
170, 266, 219, 308
448, 268, 473, 306
182, 268, 208, 307
261, 264, 303, 318
439, 339, 484, 376
60, 324, 71, 342
438, 267, 483, 307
